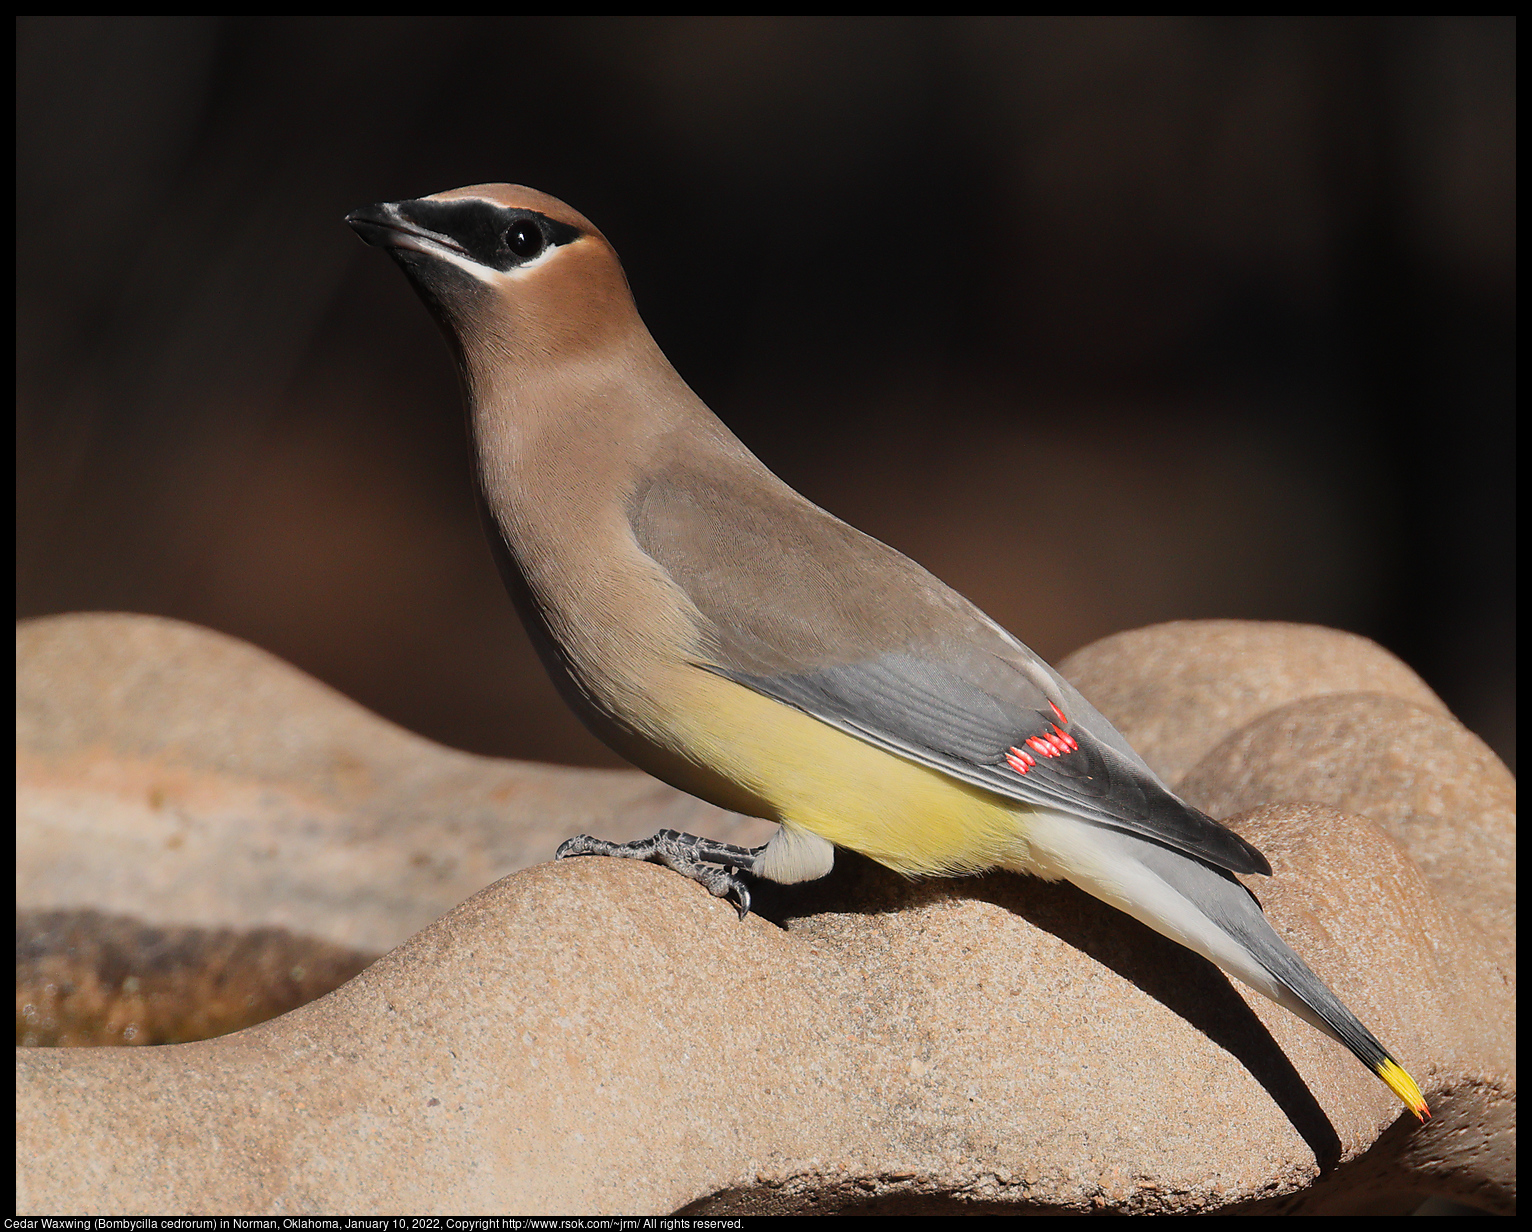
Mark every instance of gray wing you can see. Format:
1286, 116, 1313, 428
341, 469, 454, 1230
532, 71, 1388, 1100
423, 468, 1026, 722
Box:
715, 650, 1270, 877
629, 456, 1271, 878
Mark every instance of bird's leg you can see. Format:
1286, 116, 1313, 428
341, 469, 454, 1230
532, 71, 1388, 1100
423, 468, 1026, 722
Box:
555, 829, 768, 918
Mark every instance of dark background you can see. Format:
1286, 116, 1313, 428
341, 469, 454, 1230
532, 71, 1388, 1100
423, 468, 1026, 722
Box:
17, 17, 1515, 771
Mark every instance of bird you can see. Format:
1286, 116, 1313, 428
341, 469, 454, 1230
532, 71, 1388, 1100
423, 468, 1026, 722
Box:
346, 183, 1429, 1122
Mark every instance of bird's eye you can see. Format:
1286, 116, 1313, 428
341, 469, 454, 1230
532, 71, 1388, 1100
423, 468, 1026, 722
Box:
506, 220, 545, 260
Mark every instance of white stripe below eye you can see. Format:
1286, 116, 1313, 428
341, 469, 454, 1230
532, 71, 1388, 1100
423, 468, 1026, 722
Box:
503, 242, 566, 277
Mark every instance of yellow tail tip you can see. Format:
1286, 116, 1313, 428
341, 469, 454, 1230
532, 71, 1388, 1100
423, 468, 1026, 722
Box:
1377, 1057, 1431, 1122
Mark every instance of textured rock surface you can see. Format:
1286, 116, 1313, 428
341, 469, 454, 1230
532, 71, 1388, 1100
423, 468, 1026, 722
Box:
1056, 620, 1451, 786
17, 612, 772, 954
16, 908, 376, 1046
15, 614, 1516, 1213
1176, 693, 1516, 958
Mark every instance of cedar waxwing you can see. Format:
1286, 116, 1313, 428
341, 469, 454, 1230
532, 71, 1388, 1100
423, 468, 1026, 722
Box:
346, 184, 1429, 1122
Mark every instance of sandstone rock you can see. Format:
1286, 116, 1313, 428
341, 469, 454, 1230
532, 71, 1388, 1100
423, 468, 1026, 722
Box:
16, 908, 375, 1047
17, 612, 772, 954
14, 613, 1515, 1212
17, 811, 1512, 1214
1177, 693, 1516, 958
1056, 621, 1450, 786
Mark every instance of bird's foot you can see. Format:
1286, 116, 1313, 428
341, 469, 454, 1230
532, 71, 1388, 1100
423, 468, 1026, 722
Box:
555, 829, 767, 918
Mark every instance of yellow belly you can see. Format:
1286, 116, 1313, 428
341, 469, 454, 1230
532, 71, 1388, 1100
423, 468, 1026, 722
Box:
652, 666, 1030, 878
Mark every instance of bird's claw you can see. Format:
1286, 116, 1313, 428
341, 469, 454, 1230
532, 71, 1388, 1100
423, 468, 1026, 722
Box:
555, 829, 763, 919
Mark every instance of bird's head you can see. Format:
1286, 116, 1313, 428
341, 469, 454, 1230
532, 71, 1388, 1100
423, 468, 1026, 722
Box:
347, 184, 644, 387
